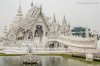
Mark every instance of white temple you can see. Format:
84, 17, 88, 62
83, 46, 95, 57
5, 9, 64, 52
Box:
1, 1, 98, 54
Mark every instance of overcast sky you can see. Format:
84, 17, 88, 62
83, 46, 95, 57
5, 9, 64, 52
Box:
0, 0, 100, 35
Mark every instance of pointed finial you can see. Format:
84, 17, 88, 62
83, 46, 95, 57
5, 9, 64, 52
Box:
40, 5, 42, 14
19, 0, 21, 10
4, 26, 7, 35
31, 0, 33, 7
68, 22, 70, 28
64, 15, 66, 21
54, 14, 55, 18
53, 14, 56, 22
62, 15, 67, 25
17, 0, 23, 16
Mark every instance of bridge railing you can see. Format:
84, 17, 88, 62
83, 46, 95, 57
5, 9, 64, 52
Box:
32, 48, 68, 51
48, 36, 96, 46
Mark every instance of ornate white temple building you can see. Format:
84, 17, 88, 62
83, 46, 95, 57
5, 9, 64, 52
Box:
1, 1, 98, 54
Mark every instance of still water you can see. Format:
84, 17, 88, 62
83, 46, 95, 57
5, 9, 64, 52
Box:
0, 56, 100, 66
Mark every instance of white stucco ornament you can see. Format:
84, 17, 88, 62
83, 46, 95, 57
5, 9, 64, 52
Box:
97, 40, 100, 50
86, 53, 93, 61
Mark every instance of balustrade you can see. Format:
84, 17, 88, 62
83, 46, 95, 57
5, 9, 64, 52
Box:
48, 36, 96, 48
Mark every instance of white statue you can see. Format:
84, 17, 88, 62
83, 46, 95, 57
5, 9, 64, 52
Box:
86, 53, 93, 61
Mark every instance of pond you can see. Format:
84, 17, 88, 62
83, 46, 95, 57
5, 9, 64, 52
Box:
0, 56, 100, 66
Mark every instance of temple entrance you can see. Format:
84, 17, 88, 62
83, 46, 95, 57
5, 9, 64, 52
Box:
34, 25, 43, 41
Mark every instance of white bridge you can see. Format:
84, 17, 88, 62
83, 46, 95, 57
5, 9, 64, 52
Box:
1, 36, 97, 54
48, 36, 96, 48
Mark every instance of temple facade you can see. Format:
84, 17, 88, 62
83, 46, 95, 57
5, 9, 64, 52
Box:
5, 3, 70, 45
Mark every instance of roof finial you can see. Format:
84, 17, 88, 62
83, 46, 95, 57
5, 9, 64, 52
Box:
31, 0, 33, 7
53, 14, 56, 23
54, 14, 55, 18
19, 0, 21, 11
4, 26, 7, 37
62, 15, 67, 25
68, 21, 70, 29
40, 5, 42, 14
64, 15, 66, 21
17, 0, 23, 16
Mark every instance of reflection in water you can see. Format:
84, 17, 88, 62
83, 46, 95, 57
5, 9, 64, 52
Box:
40, 56, 64, 66
0, 56, 99, 66
3, 56, 23, 66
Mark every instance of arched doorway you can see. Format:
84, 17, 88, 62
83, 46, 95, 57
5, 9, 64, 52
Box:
47, 41, 61, 51
34, 25, 43, 41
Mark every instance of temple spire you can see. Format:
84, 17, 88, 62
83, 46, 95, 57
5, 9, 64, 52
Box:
31, 0, 33, 7
40, 5, 42, 14
4, 26, 7, 37
17, 0, 23, 17
64, 15, 66, 21
53, 14, 56, 23
68, 22, 70, 29
62, 15, 67, 25
19, 0, 21, 10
